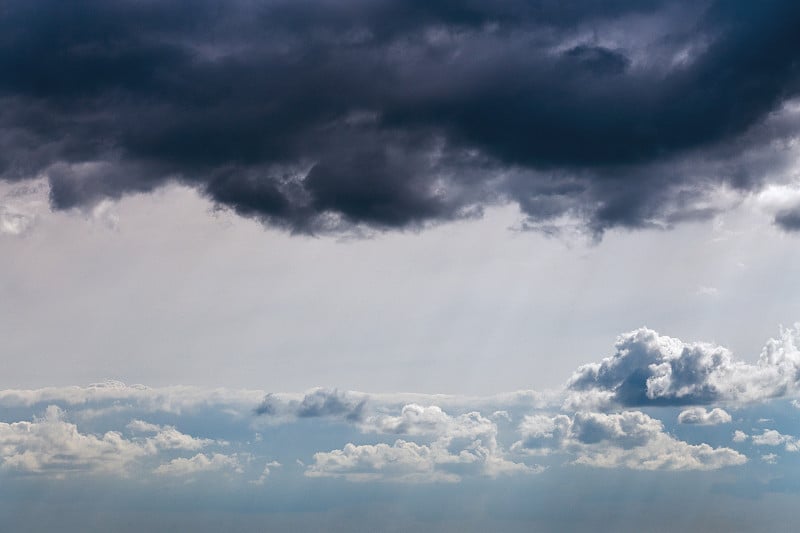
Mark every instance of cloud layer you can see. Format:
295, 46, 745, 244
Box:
2, 1, 800, 235
1, 325, 799, 483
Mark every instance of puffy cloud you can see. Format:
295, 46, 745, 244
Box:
750, 430, 800, 452
0, 406, 147, 476
761, 453, 779, 464
126, 420, 218, 453
733, 430, 749, 443
0, 405, 225, 478
2, 1, 800, 235
154, 453, 243, 477
515, 410, 746, 471
306, 438, 535, 483
567, 325, 800, 408
361, 404, 495, 439
308, 403, 535, 482
677, 407, 732, 425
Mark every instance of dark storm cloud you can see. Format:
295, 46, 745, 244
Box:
1, 0, 800, 234
774, 209, 800, 232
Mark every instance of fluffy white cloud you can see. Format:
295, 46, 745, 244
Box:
361, 404, 497, 440
567, 326, 800, 408
677, 407, 732, 425
750, 429, 800, 452
127, 420, 218, 453
154, 453, 243, 477
306, 438, 535, 483
307, 404, 536, 482
0, 406, 224, 478
515, 410, 746, 471
0, 406, 147, 476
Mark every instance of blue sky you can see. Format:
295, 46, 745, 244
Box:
3, 1, 800, 531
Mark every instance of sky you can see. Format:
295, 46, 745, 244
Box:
2, 0, 800, 531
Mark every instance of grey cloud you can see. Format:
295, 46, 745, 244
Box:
1, 1, 800, 235
774, 209, 800, 232
255, 389, 367, 422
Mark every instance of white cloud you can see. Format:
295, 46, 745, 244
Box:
733, 430, 748, 443
307, 403, 536, 482
251, 460, 282, 485
751, 429, 800, 452
677, 407, 732, 425
515, 410, 746, 471
761, 453, 779, 464
306, 438, 537, 483
0, 405, 226, 479
361, 404, 496, 440
154, 453, 243, 477
127, 420, 217, 453
567, 325, 800, 408
0, 406, 147, 476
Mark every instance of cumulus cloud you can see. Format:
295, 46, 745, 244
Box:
1, 1, 800, 235
308, 403, 535, 482
154, 453, 243, 477
306, 438, 535, 483
126, 420, 219, 453
0, 404, 227, 478
677, 407, 732, 426
750, 430, 800, 452
0, 406, 147, 476
567, 325, 800, 408
515, 410, 746, 471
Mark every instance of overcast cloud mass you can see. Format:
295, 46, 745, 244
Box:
3, 0, 800, 531
2, 0, 800, 235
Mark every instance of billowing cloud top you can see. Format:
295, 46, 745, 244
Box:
2, 1, 800, 235
567, 325, 800, 408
